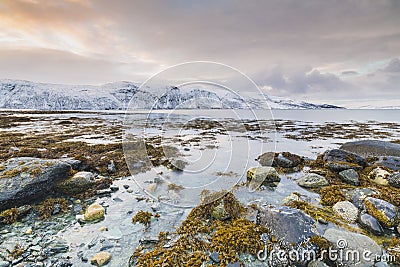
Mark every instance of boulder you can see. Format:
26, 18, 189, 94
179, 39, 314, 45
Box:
339, 169, 360, 186
332, 201, 359, 223
297, 173, 328, 188
358, 213, 384, 236
84, 203, 105, 222
257, 152, 303, 168
256, 205, 318, 247
364, 197, 398, 228
340, 140, 400, 157
368, 167, 390, 186
388, 173, 400, 188
322, 149, 366, 172
246, 166, 280, 188
323, 228, 383, 267
0, 157, 72, 210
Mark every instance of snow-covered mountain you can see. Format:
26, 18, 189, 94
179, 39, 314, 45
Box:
0, 79, 342, 110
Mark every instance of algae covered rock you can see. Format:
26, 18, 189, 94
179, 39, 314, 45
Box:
376, 156, 400, 171
322, 149, 366, 172
0, 157, 72, 210
364, 197, 398, 228
297, 173, 328, 188
368, 167, 390, 186
57, 171, 96, 194
84, 203, 105, 222
332, 201, 359, 223
246, 166, 280, 188
90, 251, 111, 266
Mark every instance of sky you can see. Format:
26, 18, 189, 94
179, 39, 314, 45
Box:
0, 0, 399, 107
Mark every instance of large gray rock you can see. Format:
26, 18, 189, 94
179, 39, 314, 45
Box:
346, 188, 378, 210
323, 228, 383, 267
0, 157, 72, 210
256, 205, 318, 247
297, 173, 328, 188
340, 140, 400, 157
322, 149, 366, 172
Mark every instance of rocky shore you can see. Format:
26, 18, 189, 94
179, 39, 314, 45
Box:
1, 112, 400, 267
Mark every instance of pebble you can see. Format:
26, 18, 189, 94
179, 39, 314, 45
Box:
210, 252, 220, 263
332, 201, 359, 223
84, 203, 105, 222
90, 252, 111, 266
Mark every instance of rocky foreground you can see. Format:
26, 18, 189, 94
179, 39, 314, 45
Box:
1, 112, 400, 267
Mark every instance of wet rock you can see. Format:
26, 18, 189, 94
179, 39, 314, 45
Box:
56, 171, 97, 194
210, 252, 220, 263
257, 152, 303, 168
323, 228, 383, 267
358, 213, 384, 236
84, 203, 105, 222
332, 201, 359, 223
340, 140, 400, 157
0, 261, 10, 267
0, 157, 72, 210
90, 252, 111, 266
364, 197, 398, 228
346, 188, 378, 209
388, 172, 400, 188
246, 166, 280, 187
322, 149, 366, 172
256, 205, 318, 247
211, 202, 231, 221
297, 173, 328, 188
168, 159, 187, 171
338, 169, 360, 186
282, 192, 301, 205
368, 167, 390, 186
376, 156, 400, 171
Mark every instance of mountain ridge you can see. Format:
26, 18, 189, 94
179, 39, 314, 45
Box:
0, 79, 343, 110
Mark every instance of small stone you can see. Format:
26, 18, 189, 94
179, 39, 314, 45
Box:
108, 160, 116, 173
90, 252, 111, 266
211, 202, 230, 221
0, 261, 10, 267
358, 213, 384, 236
99, 227, 108, 232
148, 183, 157, 193
368, 167, 390, 186
333, 201, 359, 223
282, 193, 301, 205
246, 166, 280, 188
123, 184, 129, 189
339, 169, 360, 186
84, 203, 105, 222
388, 173, 400, 188
297, 173, 328, 188
110, 186, 119, 192
25, 228, 33, 235
210, 252, 220, 263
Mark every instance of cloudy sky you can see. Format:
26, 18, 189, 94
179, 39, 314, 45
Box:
0, 0, 399, 107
